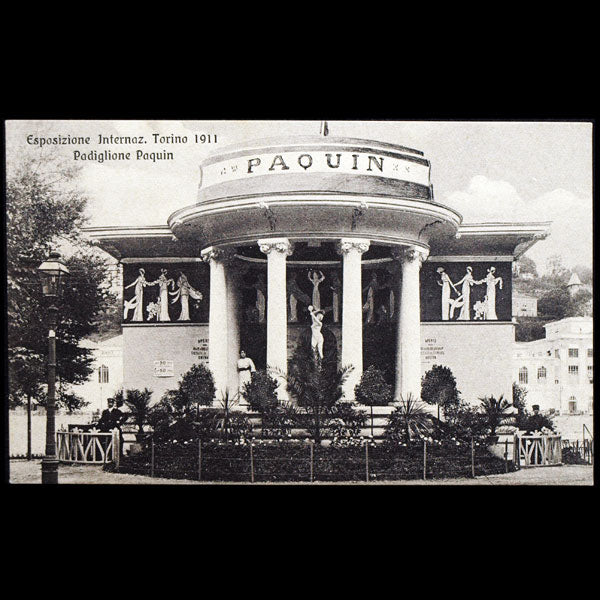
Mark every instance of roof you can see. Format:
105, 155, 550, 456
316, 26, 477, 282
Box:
567, 272, 582, 286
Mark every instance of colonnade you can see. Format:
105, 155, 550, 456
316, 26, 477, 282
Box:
201, 238, 428, 404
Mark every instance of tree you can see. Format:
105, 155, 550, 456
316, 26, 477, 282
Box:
282, 335, 352, 444
537, 287, 572, 320
421, 365, 461, 420
169, 363, 216, 417
570, 288, 593, 316
545, 255, 570, 282
573, 264, 593, 286
512, 382, 528, 414
516, 256, 538, 277
7, 149, 118, 413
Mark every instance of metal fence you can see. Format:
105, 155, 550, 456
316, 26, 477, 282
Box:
561, 438, 594, 465
115, 437, 514, 483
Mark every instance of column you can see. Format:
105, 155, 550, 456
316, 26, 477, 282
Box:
337, 238, 370, 401
392, 245, 429, 401
258, 237, 293, 400
201, 246, 236, 403
226, 267, 242, 402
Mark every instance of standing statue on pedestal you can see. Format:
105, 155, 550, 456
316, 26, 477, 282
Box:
124, 268, 154, 322
169, 271, 203, 321
237, 350, 256, 396
479, 267, 503, 320
307, 269, 325, 310
287, 272, 310, 322
308, 305, 325, 359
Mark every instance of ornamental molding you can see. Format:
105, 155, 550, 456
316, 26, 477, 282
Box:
336, 238, 371, 256
391, 245, 429, 266
257, 238, 294, 256
200, 246, 237, 264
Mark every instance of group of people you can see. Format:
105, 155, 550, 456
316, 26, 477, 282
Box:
124, 268, 203, 322
437, 266, 503, 321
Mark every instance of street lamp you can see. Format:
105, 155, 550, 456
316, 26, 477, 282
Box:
37, 250, 70, 484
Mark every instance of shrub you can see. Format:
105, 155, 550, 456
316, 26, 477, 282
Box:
354, 366, 393, 406
219, 411, 253, 442
261, 402, 298, 439
384, 394, 433, 444
171, 363, 216, 416
328, 402, 368, 447
243, 369, 279, 413
435, 402, 489, 442
421, 365, 461, 419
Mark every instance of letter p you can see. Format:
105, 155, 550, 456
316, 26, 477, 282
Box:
247, 157, 261, 173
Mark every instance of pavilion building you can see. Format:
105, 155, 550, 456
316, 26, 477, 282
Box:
86, 135, 550, 405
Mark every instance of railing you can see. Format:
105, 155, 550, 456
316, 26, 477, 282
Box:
562, 438, 594, 465
57, 428, 120, 466
516, 434, 562, 467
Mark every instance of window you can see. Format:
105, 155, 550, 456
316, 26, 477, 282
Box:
588, 348, 593, 358
588, 365, 593, 383
568, 365, 579, 377
519, 367, 528, 384
568, 348, 579, 358
568, 397, 577, 414
98, 364, 109, 384
537, 366, 547, 381
555, 349, 560, 358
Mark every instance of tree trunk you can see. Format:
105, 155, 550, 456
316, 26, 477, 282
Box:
27, 395, 32, 460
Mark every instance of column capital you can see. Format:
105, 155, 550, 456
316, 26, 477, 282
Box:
391, 245, 429, 267
336, 238, 370, 256
201, 246, 237, 265
258, 237, 294, 256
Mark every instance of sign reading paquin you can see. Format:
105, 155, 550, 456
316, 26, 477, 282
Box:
200, 150, 431, 189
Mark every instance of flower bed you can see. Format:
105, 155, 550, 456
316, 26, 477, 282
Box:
106, 439, 511, 482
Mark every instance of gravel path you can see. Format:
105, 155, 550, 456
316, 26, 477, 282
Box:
8, 460, 593, 485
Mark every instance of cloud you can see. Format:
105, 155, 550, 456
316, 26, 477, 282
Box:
445, 176, 592, 270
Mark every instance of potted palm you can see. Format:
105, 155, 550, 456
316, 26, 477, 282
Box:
479, 394, 515, 444
385, 394, 433, 443
124, 388, 154, 443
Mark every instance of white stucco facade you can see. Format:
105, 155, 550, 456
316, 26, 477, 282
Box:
513, 317, 593, 415
71, 334, 123, 412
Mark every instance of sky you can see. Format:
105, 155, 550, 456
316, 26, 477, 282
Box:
5, 120, 593, 272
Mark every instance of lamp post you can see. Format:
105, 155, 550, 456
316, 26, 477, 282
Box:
37, 250, 70, 484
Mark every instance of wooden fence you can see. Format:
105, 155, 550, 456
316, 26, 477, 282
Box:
56, 428, 120, 466
516, 434, 562, 467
